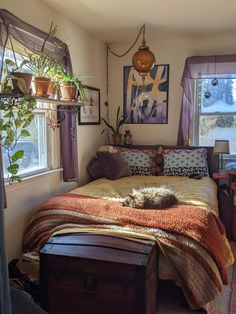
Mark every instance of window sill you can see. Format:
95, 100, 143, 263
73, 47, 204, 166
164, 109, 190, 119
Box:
5, 168, 63, 193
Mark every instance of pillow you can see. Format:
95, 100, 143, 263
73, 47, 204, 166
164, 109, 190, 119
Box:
96, 151, 129, 180
120, 150, 152, 176
87, 157, 103, 180
163, 148, 209, 177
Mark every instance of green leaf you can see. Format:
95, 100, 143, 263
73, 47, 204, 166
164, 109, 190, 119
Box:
17, 78, 27, 94
101, 117, 116, 134
11, 150, 24, 162
20, 129, 31, 137
4, 111, 13, 119
15, 118, 22, 128
11, 176, 22, 183
7, 163, 19, 175
23, 114, 34, 128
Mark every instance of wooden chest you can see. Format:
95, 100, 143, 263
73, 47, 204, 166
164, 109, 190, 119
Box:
40, 233, 158, 314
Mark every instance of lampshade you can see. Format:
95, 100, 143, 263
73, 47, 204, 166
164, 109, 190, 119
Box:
213, 140, 230, 154
132, 43, 156, 78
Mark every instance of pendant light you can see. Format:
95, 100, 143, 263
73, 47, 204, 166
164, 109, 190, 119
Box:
132, 24, 156, 83
107, 24, 156, 84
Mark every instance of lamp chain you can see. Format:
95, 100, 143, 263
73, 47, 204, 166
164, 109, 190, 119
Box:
107, 24, 145, 58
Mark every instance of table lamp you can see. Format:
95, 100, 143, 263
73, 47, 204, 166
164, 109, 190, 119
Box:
213, 140, 230, 170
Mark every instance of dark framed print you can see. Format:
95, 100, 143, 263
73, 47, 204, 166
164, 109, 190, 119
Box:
78, 85, 100, 125
123, 64, 169, 124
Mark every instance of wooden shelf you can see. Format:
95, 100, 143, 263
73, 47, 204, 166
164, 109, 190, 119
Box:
36, 97, 83, 106
0, 93, 83, 106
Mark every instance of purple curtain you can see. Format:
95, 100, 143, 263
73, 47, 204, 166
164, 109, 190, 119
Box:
0, 9, 78, 182
0, 9, 72, 78
177, 55, 236, 145
58, 106, 79, 182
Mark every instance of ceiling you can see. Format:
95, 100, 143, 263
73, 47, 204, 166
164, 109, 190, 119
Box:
41, 0, 236, 43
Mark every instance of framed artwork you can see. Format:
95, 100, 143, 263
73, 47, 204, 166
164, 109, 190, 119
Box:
78, 85, 100, 125
123, 64, 169, 124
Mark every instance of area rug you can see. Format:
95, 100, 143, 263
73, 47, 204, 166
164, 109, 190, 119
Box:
157, 241, 236, 314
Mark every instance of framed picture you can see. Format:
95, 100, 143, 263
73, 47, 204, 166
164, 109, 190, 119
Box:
123, 64, 169, 124
78, 86, 100, 125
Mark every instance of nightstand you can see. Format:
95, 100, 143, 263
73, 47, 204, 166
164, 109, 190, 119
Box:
213, 172, 235, 240
213, 171, 229, 182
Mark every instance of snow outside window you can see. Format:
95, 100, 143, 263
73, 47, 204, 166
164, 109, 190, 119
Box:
191, 77, 236, 157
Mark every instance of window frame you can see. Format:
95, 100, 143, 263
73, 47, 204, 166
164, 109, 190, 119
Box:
191, 78, 236, 166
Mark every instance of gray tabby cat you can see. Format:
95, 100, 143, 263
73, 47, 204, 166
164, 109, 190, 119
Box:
122, 186, 178, 209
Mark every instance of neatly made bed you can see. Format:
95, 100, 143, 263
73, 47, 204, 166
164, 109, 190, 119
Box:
22, 145, 234, 311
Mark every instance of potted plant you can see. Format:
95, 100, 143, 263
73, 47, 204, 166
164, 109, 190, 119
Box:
1, 58, 32, 95
47, 60, 65, 99
26, 51, 54, 97
59, 72, 86, 102
0, 95, 36, 183
25, 22, 57, 97
101, 105, 125, 144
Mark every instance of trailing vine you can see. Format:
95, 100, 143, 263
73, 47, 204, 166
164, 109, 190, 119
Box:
0, 96, 36, 184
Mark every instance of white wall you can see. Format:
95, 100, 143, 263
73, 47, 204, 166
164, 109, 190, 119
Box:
108, 32, 236, 145
1, 0, 107, 260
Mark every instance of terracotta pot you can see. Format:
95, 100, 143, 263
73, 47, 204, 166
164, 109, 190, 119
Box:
48, 82, 59, 99
60, 82, 77, 101
32, 77, 50, 97
112, 133, 122, 145
11, 72, 33, 95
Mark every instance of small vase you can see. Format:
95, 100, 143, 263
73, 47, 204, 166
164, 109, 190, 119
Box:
112, 133, 122, 145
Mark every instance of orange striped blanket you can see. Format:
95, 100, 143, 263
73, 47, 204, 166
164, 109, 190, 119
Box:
23, 193, 234, 310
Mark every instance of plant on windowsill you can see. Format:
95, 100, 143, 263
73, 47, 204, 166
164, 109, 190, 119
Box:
0, 94, 36, 184
1, 58, 32, 95
101, 105, 125, 145
47, 60, 65, 99
59, 71, 86, 102
25, 22, 58, 97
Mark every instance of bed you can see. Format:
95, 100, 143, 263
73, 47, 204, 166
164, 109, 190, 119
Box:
22, 145, 235, 312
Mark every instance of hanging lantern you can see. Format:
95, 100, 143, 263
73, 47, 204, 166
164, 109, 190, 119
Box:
132, 25, 155, 83
132, 44, 155, 79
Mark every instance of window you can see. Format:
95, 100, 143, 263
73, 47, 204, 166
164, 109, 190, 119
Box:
191, 76, 236, 156
1, 45, 60, 181
1, 102, 60, 180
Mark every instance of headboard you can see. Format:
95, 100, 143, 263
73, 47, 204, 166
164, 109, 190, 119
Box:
116, 145, 219, 178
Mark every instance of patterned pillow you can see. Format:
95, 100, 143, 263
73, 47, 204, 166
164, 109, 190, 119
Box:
163, 148, 209, 177
119, 150, 152, 176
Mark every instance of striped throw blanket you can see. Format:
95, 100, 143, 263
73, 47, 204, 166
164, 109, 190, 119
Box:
23, 193, 234, 310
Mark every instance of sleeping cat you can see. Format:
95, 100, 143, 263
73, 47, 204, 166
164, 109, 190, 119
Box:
122, 186, 178, 209
103, 186, 178, 209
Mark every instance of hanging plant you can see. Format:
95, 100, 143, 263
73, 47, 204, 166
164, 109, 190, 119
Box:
0, 95, 36, 184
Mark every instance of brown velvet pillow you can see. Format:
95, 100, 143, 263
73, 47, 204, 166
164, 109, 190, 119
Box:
87, 156, 104, 180
97, 151, 129, 180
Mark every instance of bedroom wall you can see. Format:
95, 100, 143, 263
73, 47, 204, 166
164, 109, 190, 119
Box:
108, 31, 236, 145
1, 0, 107, 260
